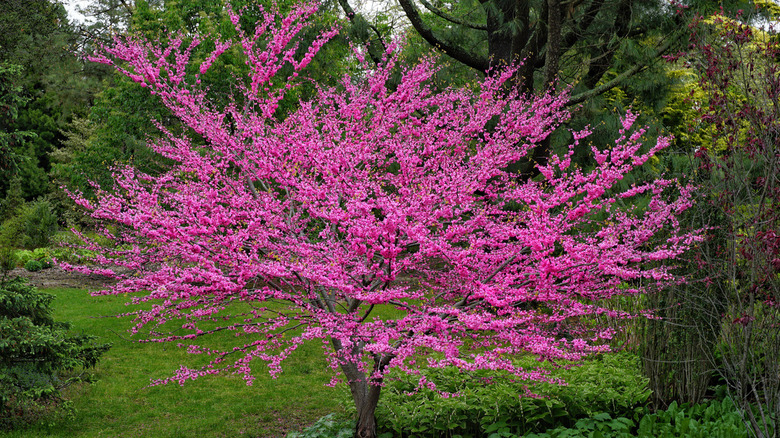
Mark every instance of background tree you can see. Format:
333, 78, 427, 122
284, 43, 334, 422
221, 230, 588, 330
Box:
74, 4, 700, 437
674, 13, 779, 437
337, 0, 778, 176
57, 0, 354, 199
337, 0, 685, 161
0, 61, 33, 203
0, 0, 108, 204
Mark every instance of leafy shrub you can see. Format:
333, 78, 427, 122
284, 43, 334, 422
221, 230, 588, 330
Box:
635, 398, 749, 438
32, 248, 52, 268
23, 259, 43, 272
350, 352, 650, 438
286, 413, 354, 438
13, 250, 35, 267
18, 200, 58, 249
524, 413, 634, 438
14, 248, 53, 270
0, 277, 111, 430
0, 217, 25, 275
524, 396, 750, 438
532, 352, 650, 419
47, 231, 100, 265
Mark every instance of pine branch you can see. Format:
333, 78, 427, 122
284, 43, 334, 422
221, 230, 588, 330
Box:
418, 0, 487, 31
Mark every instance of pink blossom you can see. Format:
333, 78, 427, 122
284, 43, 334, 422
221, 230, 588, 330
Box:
72, 2, 699, 413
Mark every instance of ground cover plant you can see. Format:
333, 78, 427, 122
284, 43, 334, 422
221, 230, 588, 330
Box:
360, 352, 651, 437
69, 3, 699, 437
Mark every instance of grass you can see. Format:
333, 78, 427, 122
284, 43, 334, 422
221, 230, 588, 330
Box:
1, 287, 346, 438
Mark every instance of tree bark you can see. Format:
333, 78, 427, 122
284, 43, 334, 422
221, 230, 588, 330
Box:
332, 338, 393, 438
543, 0, 562, 89
350, 374, 381, 438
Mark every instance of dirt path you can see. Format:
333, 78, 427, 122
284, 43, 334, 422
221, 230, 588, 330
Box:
6, 266, 118, 289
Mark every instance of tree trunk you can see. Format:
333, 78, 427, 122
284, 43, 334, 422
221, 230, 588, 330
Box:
543, 0, 562, 89
354, 389, 380, 438
331, 338, 391, 438
484, 0, 535, 93
341, 360, 382, 438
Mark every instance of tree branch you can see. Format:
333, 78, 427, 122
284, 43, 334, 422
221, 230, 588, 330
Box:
560, 0, 607, 55
336, 0, 387, 65
397, 0, 489, 72
418, 0, 487, 31
568, 28, 684, 105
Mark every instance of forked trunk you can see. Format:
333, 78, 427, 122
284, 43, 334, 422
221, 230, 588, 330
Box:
331, 336, 393, 438
341, 360, 382, 438
334, 344, 389, 438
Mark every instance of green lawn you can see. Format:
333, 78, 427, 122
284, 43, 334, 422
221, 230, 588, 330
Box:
1, 287, 344, 438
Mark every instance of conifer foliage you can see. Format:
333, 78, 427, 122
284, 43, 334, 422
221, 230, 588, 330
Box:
75, 4, 699, 437
0, 278, 110, 429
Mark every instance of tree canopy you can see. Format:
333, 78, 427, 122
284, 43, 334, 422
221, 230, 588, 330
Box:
74, 4, 700, 437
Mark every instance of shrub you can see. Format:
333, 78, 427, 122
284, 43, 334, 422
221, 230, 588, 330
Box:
18, 200, 58, 249
23, 259, 43, 272
0, 277, 111, 430
286, 413, 355, 438
525, 395, 750, 438
351, 352, 650, 438
31, 248, 52, 268
48, 231, 100, 265
635, 397, 749, 438
524, 413, 635, 438
541, 352, 651, 419
13, 250, 35, 267
16, 248, 53, 269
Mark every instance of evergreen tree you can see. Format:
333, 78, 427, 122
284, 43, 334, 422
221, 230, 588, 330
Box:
0, 0, 108, 201
0, 278, 111, 429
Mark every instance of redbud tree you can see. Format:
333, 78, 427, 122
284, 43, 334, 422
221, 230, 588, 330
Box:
73, 4, 698, 437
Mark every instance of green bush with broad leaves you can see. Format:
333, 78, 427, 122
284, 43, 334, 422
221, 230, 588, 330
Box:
23, 259, 43, 272
634, 398, 749, 438
14, 248, 53, 270
0, 277, 111, 430
523, 413, 635, 438
340, 352, 650, 438
526, 396, 750, 438
286, 413, 355, 438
